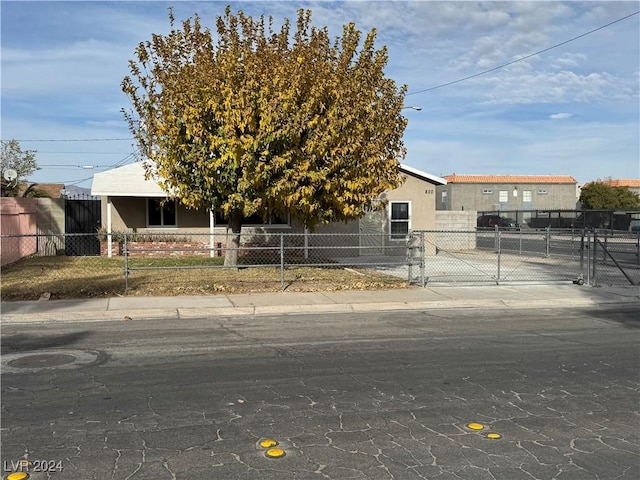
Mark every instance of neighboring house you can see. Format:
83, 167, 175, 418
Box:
599, 179, 640, 197
1, 182, 65, 198
16, 183, 65, 198
436, 174, 578, 212
90, 162, 446, 256
578, 179, 640, 231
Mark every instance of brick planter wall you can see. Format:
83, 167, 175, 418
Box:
100, 241, 122, 257
100, 241, 217, 257
125, 241, 211, 257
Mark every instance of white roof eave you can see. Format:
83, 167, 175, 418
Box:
400, 164, 447, 185
91, 162, 170, 197
91, 161, 446, 198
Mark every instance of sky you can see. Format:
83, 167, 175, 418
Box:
1, 0, 639, 190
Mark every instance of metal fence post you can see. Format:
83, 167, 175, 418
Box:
519, 228, 522, 255
280, 232, 285, 290
586, 230, 591, 285
545, 226, 550, 257
579, 230, 585, 279
407, 233, 413, 283
124, 232, 129, 291
592, 230, 598, 286
420, 231, 426, 287
496, 230, 501, 283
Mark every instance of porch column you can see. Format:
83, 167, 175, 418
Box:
107, 196, 113, 258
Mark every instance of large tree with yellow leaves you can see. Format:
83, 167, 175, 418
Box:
122, 7, 407, 265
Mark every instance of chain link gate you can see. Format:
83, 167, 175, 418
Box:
581, 230, 640, 286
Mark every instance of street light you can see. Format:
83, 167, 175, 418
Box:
402, 106, 422, 111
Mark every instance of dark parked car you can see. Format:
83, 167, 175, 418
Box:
500, 217, 520, 230
477, 215, 519, 230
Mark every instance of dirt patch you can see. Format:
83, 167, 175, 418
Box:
0, 256, 412, 301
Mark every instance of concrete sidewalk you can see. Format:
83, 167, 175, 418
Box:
1, 283, 638, 323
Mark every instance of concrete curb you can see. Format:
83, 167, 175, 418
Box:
3, 296, 635, 324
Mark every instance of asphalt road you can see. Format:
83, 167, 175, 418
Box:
1, 305, 639, 480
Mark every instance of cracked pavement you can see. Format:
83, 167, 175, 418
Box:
1, 305, 639, 479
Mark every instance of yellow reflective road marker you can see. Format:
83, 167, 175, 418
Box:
265, 448, 286, 458
486, 432, 502, 440
259, 439, 279, 449
6, 472, 30, 480
466, 422, 485, 431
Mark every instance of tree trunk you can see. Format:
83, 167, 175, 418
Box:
224, 211, 242, 267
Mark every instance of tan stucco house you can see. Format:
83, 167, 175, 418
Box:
599, 179, 640, 197
91, 162, 445, 256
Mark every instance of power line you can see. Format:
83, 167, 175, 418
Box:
6, 138, 134, 142
36, 151, 132, 154
406, 9, 640, 96
41, 165, 114, 169
31, 150, 138, 185
60, 175, 96, 186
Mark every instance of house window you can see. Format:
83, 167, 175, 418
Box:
537, 189, 548, 195
523, 190, 532, 202
147, 198, 176, 227
482, 189, 493, 195
390, 201, 410, 239
499, 190, 508, 203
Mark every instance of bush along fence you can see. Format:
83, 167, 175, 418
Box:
1, 230, 638, 292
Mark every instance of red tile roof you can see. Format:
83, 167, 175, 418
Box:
600, 179, 640, 188
444, 174, 577, 184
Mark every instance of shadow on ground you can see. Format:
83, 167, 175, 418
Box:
1, 331, 92, 354
584, 305, 640, 329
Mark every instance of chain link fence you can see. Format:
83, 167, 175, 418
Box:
119, 231, 412, 292
588, 230, 640, 286
413, 228, 639, 286
1, 229, 638, 299
412, 230, 583, 285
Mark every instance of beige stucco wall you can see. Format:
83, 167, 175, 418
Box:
100, 172, 440, 256
103, 175, 439, 233
36, 198, 65, 233
435, 210, 476, 231
36, 198, 65, 255
436, 183, 578, 211
433, 210, 477, 252
103, 197, 146, 231
102, 196, 296, 240
385, 172, 437, 230
311, 173, 439, 256
315, 172, 438, 235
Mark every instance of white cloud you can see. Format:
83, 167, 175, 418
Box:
478, 69, 636, 105
549, 113, 574, 120
405, 119, 639, 183
2, 42, 131, 95
552, 53, 588, 68
1, 0, 637, 189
